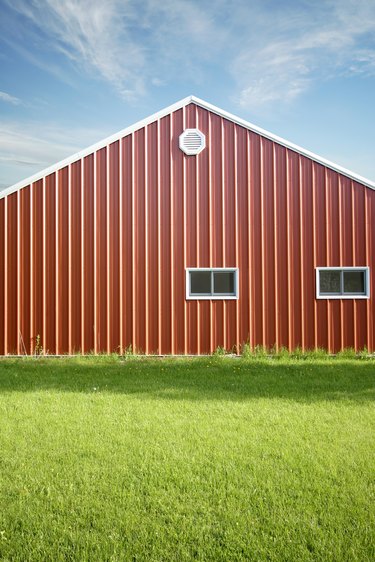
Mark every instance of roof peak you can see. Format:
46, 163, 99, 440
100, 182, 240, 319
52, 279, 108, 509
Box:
1, 95, 374, 199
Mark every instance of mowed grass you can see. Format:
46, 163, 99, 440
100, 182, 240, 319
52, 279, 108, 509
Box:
0, 357, 374, 561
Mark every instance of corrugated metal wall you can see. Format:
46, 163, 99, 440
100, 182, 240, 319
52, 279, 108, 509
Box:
0, 103, 374, 354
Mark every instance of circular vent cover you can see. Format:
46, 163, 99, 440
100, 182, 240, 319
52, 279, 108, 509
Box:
179, 129, 206, 155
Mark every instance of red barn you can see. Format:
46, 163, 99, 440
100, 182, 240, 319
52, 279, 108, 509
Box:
0, 96, 374, 355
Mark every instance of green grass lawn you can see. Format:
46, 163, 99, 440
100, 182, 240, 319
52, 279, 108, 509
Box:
0, 357, 374, 561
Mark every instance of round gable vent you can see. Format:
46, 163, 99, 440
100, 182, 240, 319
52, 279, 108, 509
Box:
179, 129, 206, 155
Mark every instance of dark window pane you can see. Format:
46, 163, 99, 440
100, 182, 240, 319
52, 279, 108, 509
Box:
213, 272, 235, 295
190, 271, 211, 294
343, 271, 365, 294
320, 270, 341, 294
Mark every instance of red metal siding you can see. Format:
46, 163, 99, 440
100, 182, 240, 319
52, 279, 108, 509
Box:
0, 199, 4, 355
82, 155, 95, 353
44, 174, 56, 354
1, 103, 374, 354
95, 148, 107, 352
31, 180, 43, 354
6, 193, 18, 354
19, 187, 30, 354
56, 167, 69, 354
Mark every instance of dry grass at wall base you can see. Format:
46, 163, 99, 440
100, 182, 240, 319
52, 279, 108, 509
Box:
0, 356, 374, 561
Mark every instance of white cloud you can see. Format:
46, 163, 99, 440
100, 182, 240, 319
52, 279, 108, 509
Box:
5, 0, 225, 100
232, 0, 375, 108
7, 0, 147, 99
151, 78, 164, 87
0, 120, 112, 188
0, 91, 22, 105
3, 0, 375, 109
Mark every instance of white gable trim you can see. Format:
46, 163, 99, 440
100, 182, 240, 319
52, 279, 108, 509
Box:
1, 94, 374, 199
193, 96, 375, 191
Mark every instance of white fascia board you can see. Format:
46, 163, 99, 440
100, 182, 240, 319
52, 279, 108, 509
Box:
2, 94, 375, 200
0, 96, 195, 200
190, 96, 375, 191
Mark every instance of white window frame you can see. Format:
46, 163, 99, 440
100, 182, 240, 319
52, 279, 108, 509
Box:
186, 268, 239, 300
316, 267, 370, 299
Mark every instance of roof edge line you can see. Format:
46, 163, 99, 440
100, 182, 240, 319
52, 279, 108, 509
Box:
189, 96, 375, 191
1, 94, 374, 198
0, 95, 195, 199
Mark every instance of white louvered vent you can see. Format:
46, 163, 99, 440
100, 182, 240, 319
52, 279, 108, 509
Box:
179, 129, 206, 155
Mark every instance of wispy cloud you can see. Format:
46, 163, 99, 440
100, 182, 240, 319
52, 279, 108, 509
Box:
6, 0, 146, 99
3, 0, 375, 108
0, 120, 112, 188
0, 91, 22, 105
232, 0, 375, 108
5, 0, 224, 100
1, 35, 79, 89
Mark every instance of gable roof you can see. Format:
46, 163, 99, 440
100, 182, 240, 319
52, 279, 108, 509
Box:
1, 95, 374, 200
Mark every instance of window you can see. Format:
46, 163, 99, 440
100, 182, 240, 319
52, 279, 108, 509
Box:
186, 268, 239, 300
316, 267, 370, 299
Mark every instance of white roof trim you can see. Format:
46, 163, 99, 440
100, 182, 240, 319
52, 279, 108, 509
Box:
1, 94, 374, 199
192, 96, 375, 191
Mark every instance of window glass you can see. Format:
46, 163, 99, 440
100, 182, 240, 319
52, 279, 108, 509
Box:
319, 270, 341, 294
214, 271, 235, 295
343, 271, 365, 294
190, 271, 211, 294
317, 267, 369, 298
187, 269, 238, 299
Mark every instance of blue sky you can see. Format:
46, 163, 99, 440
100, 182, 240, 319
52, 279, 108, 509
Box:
1, 0, 375, 190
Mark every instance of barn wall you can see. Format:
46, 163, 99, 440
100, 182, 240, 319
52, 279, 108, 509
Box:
0, 103, 374, 354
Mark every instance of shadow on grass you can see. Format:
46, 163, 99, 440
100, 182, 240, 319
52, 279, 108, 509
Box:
0, 357, 373, 403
